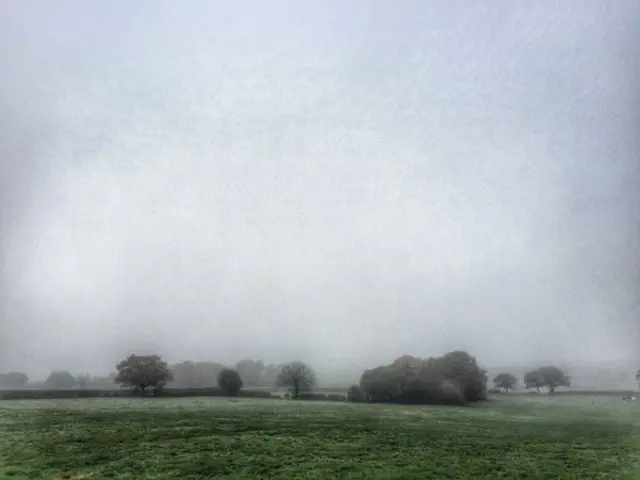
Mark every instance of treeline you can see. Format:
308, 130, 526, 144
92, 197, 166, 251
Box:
0, 359, 285, 390
4, 351, 630, 405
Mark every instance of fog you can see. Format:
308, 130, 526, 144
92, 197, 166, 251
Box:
1, 2, 638, 381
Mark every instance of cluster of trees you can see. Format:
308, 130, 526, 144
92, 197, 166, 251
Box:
491, 366, 571, 393
347, 351, 489, 405
169, 359, 283, 389
112, 354, 317, 398
4, 358, 639, 403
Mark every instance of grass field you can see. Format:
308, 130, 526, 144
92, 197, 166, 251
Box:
0, 395, 638, 479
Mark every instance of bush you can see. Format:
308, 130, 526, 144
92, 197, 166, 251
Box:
217, 369, 243, 396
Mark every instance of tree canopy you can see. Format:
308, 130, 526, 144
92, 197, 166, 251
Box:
525, 366, 570, 393
276, 361, 316, 399
357, 351, 487, 405
114, 354, 173, 394
0, 371, 29, 389
44, 371, 76, 389
217, 368, 243, 396
492, 373, 518, 392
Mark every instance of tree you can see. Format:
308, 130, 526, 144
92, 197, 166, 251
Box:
45, 370, 76, 389
235, 359, 265, 387
76, 373, 91, 389
525, 366, 570, 393
217, 368, 243, 396
264, 364, 282, 387
170, 361, 203, 388
492, 373, 518, 392
358, 351, 486, 405
636, 369, 639, 390
524, 370, 544, 392
276, 361, 316, 399
194, 361, 227, 387
114, 354, 173, 395
0, 371, 29, 389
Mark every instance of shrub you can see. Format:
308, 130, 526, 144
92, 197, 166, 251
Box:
217, 369, 243, 396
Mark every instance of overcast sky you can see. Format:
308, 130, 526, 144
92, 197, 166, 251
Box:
1, 1, 638, 379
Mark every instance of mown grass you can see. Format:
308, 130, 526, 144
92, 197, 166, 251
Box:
0, 396, 638, 479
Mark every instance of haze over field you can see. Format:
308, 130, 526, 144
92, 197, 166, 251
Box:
1, 2, 638, 381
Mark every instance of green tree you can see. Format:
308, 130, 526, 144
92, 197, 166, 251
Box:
44, 370, 76, 389
217, 368, 243, 396
276, 361, 316, 399
114, 354, 173, 395
492, 372, 518, 392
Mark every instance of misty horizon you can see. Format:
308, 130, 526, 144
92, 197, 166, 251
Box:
1, 2, 639, 381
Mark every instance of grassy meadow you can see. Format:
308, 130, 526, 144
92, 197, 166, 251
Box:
0, 394, 638, 479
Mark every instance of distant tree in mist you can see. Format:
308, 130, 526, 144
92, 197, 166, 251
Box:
492, 373, 518, 392
0, 371, 29, 389
45, 371, 76, 389
76, 373, 91, 389
276, 361, 317, 399
523, 370, 544, 392
525, 366, 570, 393
171, 361, 202, 388
264, 363, 282, 387
115, 354, 173, 394
170, 361, 227, 388
636, 369, 639, 390
217, 368, 243, 396
235, 359, 266, 387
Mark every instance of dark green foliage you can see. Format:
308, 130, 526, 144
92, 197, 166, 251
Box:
0, 399, 634, 478
115, 354, 173, 394
217, 368, 243, 396
358, 350, 487, 405
493, 372, 518, 392
44, 371, 76, 389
